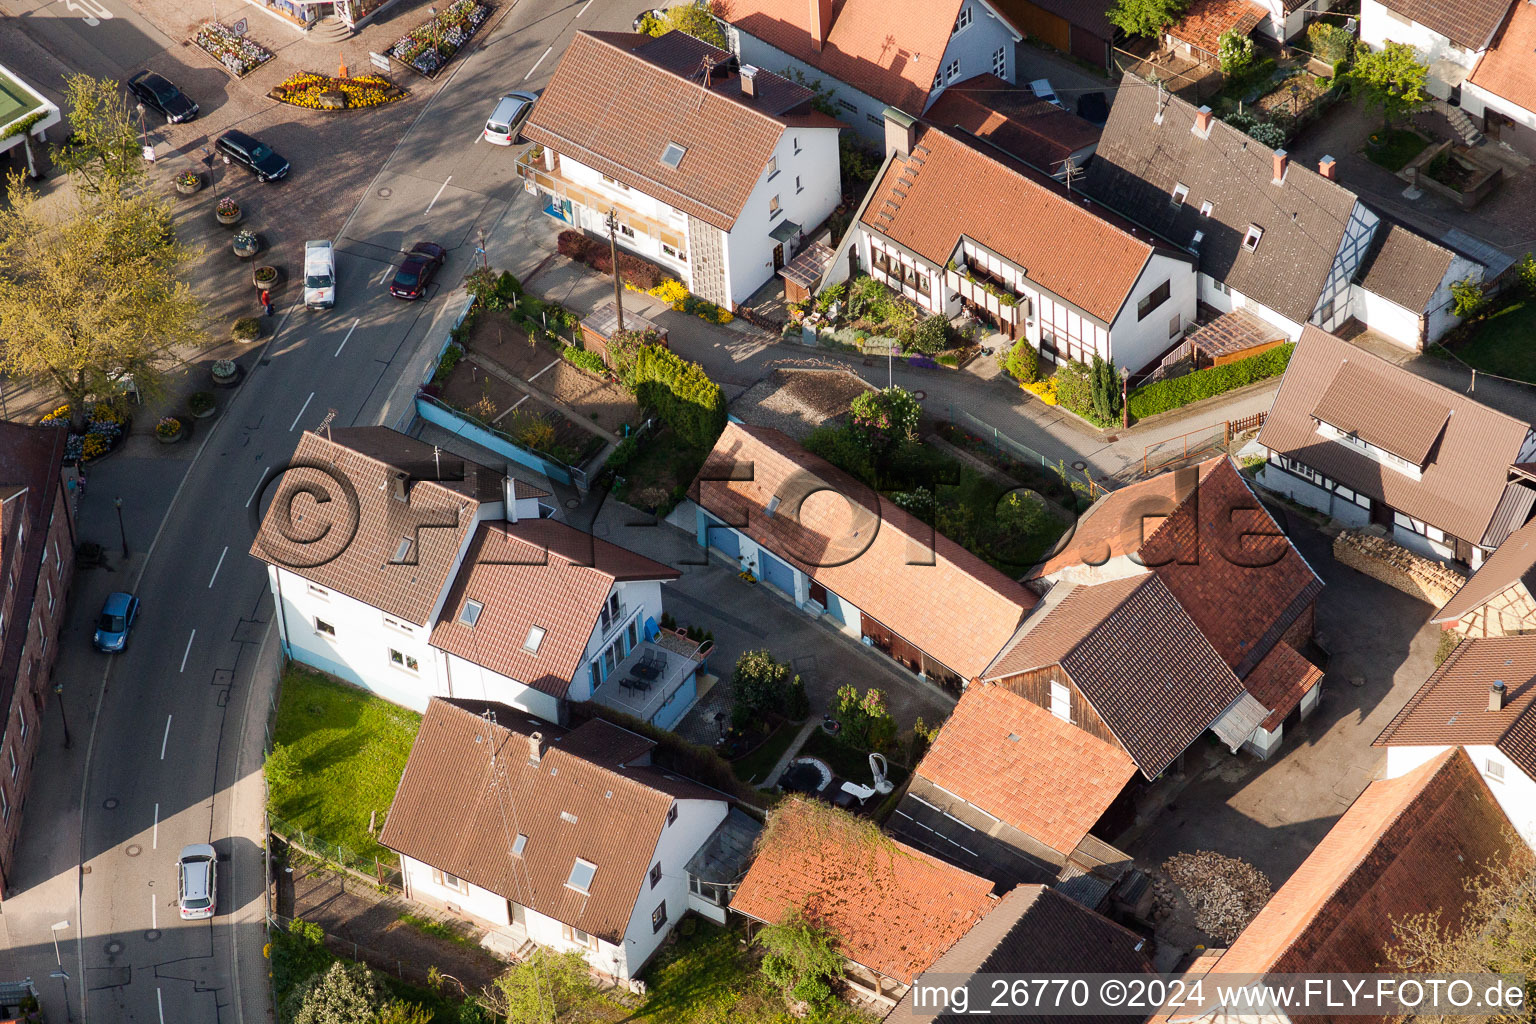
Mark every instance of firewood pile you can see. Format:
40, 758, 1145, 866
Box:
1160, 851, 1273, 942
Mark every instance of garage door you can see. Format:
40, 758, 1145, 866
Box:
1012, 2, 1071, 52
760, 551, 796, 595
706, 519, 741, 560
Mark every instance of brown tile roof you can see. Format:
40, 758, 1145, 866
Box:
862, 124, 1162, 324
1187, 307, 1287, 361
430, 520, 680, 698
249, 429, 492, 626
1380, 0, 1513, 53
983, 575, 1248, 777
891, 885, 1153, 1024
327, 427, 544, 501
925, 75, 1102, 175
1434, 516, 1536, 624
729, 799, 997, 984
1213, 748, 1516, 976
523, 31, 830, 232
1310, 360, 1451, 465
1354, 223, 1458, 314
1244, 641, 1324, 732
689, 422, 1035, 680
724, 0, 972, 113
1374, 635, 1536, 777
1088, 76, 1363, 324
1258, 326, 1534, 545
1469, 0, 1536, 112
914, 684, 1137, 856
1168, 0, 1267, 57
0, 424, 69, 726
381, 700, 723, 943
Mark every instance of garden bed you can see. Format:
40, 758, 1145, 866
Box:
389, 0, 494, 77
435, 354, 606, 467
192, 22, 274, 78
729, 720, 800, 785
269, 72, 406, 110
611, 425, 709, 514
38, 403, 130, 465
1367, 128, 1430, 173
797, 729, 910, 793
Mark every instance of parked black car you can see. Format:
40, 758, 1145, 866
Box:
128, 71, 199, 124
215, 129, 290, 182
389, 242, 447, 300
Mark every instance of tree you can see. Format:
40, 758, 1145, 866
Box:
832, 684, 896, 750
1106, 0, 1189, 39
1347, 42, 1429, 127
52, 75, 144, 196
0, 174, 208, 432
1089, 355, 1122, 423
908, 313, 951, 355
758, 909, 845, 1007
1218, 30, 1254, 76
733, 649, 794, 718
286, 962, 382, 1024
483, 949, 601, 1024
1450, 278, 1490, 319
849, 386, 921, 454
1003, 338, 1039, 384
641, 1, 727, 48
1306, 21, 1353, 66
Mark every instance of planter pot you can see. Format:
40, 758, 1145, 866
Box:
175, 175, 203, 195
190, 402, 217, 419
211, 365, 244, 389
233, 238, 261, 260
253, 266, 281, 289
157, 424, 184, 444
215, 208, 242, 226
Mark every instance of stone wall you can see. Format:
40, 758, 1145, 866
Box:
1332, 530, 1467, 607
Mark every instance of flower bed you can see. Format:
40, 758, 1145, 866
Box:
270, 72, 406, 110
40, 403, 129, 464
645, 278, 733, 325
389, 0, 492, 77
193, 22, 274, 78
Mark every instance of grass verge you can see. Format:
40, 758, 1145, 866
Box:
1364, 128, 1428, 173
1446, 299, 1536, 384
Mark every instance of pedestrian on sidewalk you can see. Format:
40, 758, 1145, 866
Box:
261, 289, 273, 317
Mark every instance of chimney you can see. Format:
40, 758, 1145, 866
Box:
1318, 154, 1337, 180
504, 471, 520, 523
389, 471, 408, 503
1272, 148, 1288, 185
1490, 681, 1508, 712
1193, 105, 1213, 136
884, 106, 917, 160
528, 731, 544, 764
740, 63, 759, 98
809, 0, 833, 51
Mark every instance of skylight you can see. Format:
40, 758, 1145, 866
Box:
765, 495, 781, 518
393, 537, 413, 562
512, 833, 528, 856
660, 143, 686, 169
459, 600, 483, 627
567, 858, 596, 893
524, 625, 546, 653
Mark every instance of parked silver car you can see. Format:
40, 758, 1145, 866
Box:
178, 843, 217, 920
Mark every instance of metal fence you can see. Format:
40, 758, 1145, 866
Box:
1140, 412, 1268, 477
950, 408, 1110, 499
270, 815, 403, 891
266, 910, 456, 993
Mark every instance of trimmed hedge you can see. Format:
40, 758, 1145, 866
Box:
1128, 343, 1294, 421
557, 230, 664, 289
629, 344, 726, 449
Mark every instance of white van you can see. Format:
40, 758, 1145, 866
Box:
304, 239, 336, 309
483, 92, 537, 146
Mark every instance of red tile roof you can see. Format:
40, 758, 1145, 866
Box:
1435, 516, 1536, 625
381, 699, 725, 944
730, 799, 997, 984
429, 520, 680, 697
1244, 641, 1324, 732
1168, 0, 1267, 56
862, 125, 1162, 323
914, 684, 1137, 856
1214, 749, 1516, 975
925, 74, 1101, 175
689, 422, 1035, 680
1468, 0, 1536, 111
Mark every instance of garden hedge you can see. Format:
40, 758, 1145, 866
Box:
629, 344, 726, 449
1128, 343, 1294, 421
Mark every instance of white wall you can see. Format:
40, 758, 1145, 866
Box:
1315, 203, 1380, 334
402, 853, 512, 926
728, 30, 892, 142
1200, 274, 1308, 340
558, 155, 694, 281
577, 579, 667, 694
1384, 744, 1451, 778
928, 0, 1020, 106
1352, 287, 1422, 351
1361, 0, 1480, 98
723, 126, 842, 305
1427, 255, 1481, 343
1105, 253, 1198, 374
441, 650, 564, 723
615, 797, 730, 977
1385, 744, 1536, 849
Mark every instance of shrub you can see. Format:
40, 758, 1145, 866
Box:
758, 910, 845, 1008
265, 742, 300, 787
832, 684, 897, 751
733, 649, 795, 718
627, 345, 726, 448
431, 344, 462, 385
187, 391, 214, 415
1451, 278, 1490, 318
850, 386, 921, 453
1090, 355, 1122, 422
232, 317, 262, 341
560, 344, 607, 375
1052, 360, 1095, 419
507, 410, 558, 453
1128, 343, 1294, 420
556, 229, 664, 289
803, 424, 877, 486
1218, 30, 1254, 77
1247, 120, 1288, 148
605, 436, 639, 475
1307, 21, 1353, 66
815, 282, 845, 312
787, 675, 811, 721
286, 961, 381, 1024
1003, 338, 1039, 384
1517, 253, 1536, 296
909, 313, 950, 355
488, 949, 604, 1024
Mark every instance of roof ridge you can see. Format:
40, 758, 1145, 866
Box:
302, 430, 480, 508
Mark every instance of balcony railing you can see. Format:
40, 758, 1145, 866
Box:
516, 148, 687, 252
945, 270, 1023, 325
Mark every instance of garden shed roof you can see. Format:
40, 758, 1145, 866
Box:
1354, 222, 1458, 314
1168, 0, 1268, 58
924, 73, 1101, 175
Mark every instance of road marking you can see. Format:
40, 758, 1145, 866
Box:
425, 176, 452, 214
153, 804, 158, 849
161, 716, 172, 759
150, 894, 156, 931
524, 46, 552, 81
207, 546, 228, 589
157, 987, 164, 1024
577, 0, 595, 15
180, 632, 194, 673
62, 0, 113, 25
473, 133, 482, 144
378, 264, 394, 285
245, 468, 268, 509
289, 392, 314, 432
335, 318, 361, 357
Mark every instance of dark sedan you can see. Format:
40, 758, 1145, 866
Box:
128, 71, 199, 124
215, 129, 290, 182
389, 242, 447, 300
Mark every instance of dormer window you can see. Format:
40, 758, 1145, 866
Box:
1243, 224, 1263, 251
1200, 200, 1213, 217
524, 625, 546, 653
459, 600, 483, 627
567, 858, 596, 893
660, 143, 686, 169
1171, 183, 1188, 205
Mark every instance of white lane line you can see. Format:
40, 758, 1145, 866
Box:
524, 46, 552, 80
377, 265, 393, 285
207, 546, 228, 589
157, 987, 165, 1024
244, 467, 268, 509
289, 391, 314, 432
473, 133, 482, 144
577, 0, 594, 14
161, 715, 172, 759
153, 803, 158, 849
150, 893, 157, 931
335, 318, 361, 357
425, 175, 452, 214
180, 631, 195, 673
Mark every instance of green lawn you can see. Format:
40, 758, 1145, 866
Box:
798, 729, 910, 792
1364, 128, 1429, 173
1449, 299, 1536, 384
268, 666, 421, 865
731, 722, 801, 786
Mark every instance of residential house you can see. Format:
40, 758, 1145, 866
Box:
923, 72, 1101, 178
1433, 517, 1536, 637
1374, 635, 1536, 846
518, 30, 844, 309
251, 428, 699, 727
1462, 0, 1536, 156
1352, 222, 1482, 350
988, 0, 1113, 67
687, 421, 1037, 690
1257, 326, 1536, 570
0, 425, 74, 895
1158, 749, 1518, 1022
1249, 0, 1337, 42
889, 884, 1153, 1024
823, 112, 1198, 372
1362, 0, 1512, 100
730, 798, 998, 1006
982, 456, 1325, 765
722, 0, 1024, 143
681, 807, 761, 925
380, 698, 732, 978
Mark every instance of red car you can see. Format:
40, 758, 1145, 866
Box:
389, 242, 447, 300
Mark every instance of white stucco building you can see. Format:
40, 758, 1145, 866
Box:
1361, 0, 1509, 100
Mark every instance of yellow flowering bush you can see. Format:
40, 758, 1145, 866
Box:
82, 435, 109, 460
40, 404, 71, 424
1024, 378, 1058, 405
648, 279, 690, 308
646, 278, 734, 324
271, 72, 405, 110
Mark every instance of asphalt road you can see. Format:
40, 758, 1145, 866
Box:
2, 0, 652, 1021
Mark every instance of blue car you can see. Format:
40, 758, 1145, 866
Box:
94, 592, 139, 652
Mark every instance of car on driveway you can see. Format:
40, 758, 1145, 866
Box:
389, 242, 447, 300
304, 240, 336, 309
128, 71, 198, 124
1030, 78, 1065, 110
632, 7, 664, 29
482, 92, 537, 145
93, 592, 139, 652
215, 129, 290, 182
177, 844, 217, 920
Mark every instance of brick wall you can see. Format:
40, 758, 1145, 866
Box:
1279, 601, 1315, 653
1331, 531, 1466, 608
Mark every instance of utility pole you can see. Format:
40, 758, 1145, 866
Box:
605, 208, 625, 332
52, 684, 71, 749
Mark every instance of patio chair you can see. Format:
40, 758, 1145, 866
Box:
629, 676, 652, 693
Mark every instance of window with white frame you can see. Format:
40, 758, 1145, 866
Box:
667, 803, 678, 826
1199, 200, 1213, 217
619, 223, 636, 239
315, 618, 336, 637
991, 45, 1006, 77
1487, 758, 1506, 781
662, 242, 687, 261
954, 5, 971, 31
562, 924, 599, 950
17, 709, 24, 743
8, 747, 15, 780
1171, 183, 1189, 205
601, 175, 631, 191
2, 786, 9, 822
392, 537, 413, 563
944, 59, 961, 84
1049, 681, 1070, 721
432, 868, 467, 893
459, 600, 483, 627
567, 858, 597, 893
45, 577, 53, 612
769, 194, 781, 218
523, 626, 546, 654
1169, 313, 1182, 339
1243, 224, 1264, 251
650, 862, 662, 888
512, 833, 528, 856
53, 539, 60, 565
389, 648, 419, 673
